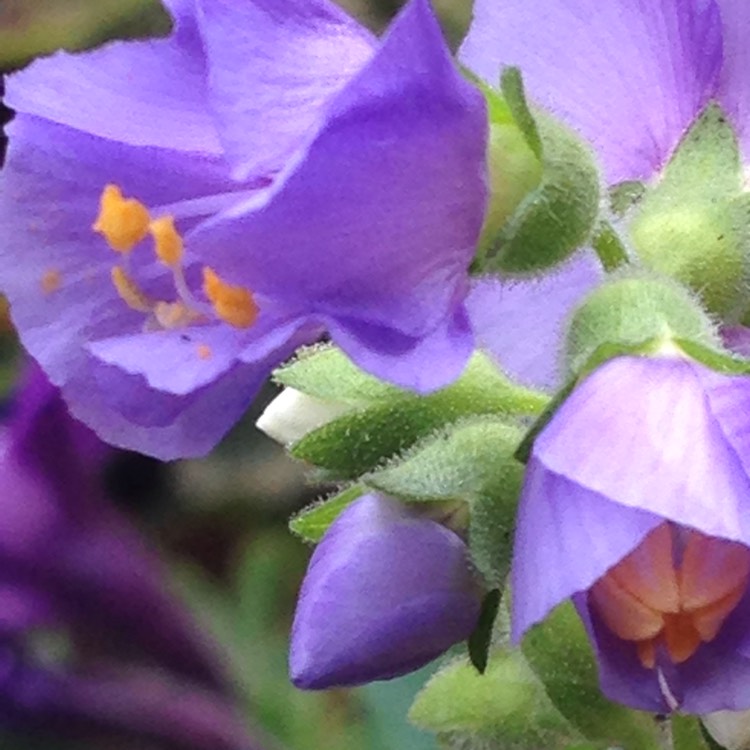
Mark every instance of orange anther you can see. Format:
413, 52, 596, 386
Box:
111, 266, 153, 313
93, 184, 150, 253
150, 216, 184, 267
202, 266, 258, 329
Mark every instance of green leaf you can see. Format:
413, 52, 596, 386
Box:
289, 484, 365, 543
290, 353, 547, 479
521, 602, 661, 749
0, 0, 171, 69
364, 417, 524, 583
672, 716, 716, 750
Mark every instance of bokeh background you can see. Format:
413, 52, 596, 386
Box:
0, 1, 473, 748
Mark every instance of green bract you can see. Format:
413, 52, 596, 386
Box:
627, 105, 750, 320
474, 68, 601, 274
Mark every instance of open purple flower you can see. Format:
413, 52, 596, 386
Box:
512, 354, 750, 713
0, 362, 258, 749
290, 493, 482, 689
0, 0, 487, 459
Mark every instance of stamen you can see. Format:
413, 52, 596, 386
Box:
153, 301, 202, 330
150, 216, 184, 268
93, 185, 151, 253
111, 266, 153, 313
202, 267, 258, 328
589, 523, 750, 670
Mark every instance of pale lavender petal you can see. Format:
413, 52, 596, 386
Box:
467, 254, 601, 389
290, 494, 481, 689
534, 356, 750, 543
717, 0, 750, 161
190, 0, 487, 342
5, 0, 222, 154
460, 0, 722, 183
511, 461, 662, 640
197, 0, 375, 179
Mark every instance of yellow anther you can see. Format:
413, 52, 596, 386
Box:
202, 266, 258, 328
150, 216, 184, 267
93, 184, 151, 253
111, 266, 153, 313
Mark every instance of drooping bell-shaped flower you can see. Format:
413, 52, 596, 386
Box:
512, 354, 750, 713
0, 0, 487, 459
0, 362, 257, 749
290, 493, 482, 689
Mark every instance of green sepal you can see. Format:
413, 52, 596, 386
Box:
672, 716, 721, 750
521, 602, 661, 749
364, 416, 525, 584
468, 589, 502, 675
609, 180, 646, 217
564, 273, 721, 379
288, 484, 365, 543
478, 78, 601, 274
409, 646, 583, 749
628, 104, 750, 318
288, 350, 547, 479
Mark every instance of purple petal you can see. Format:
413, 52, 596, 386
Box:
190, 0, 487, 344
5, 0, 222, 154
717, 0, 750, 161
467, 254, 601, 390
325, 306, 474, 393
579, 584, 750, 713
460, 0, 722, 183
197, 0, 375, 179
512, 461, 662, 640
290, 494, 481, 689
533, 356, 750, 544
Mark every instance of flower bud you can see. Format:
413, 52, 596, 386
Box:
289, 494, 482, 689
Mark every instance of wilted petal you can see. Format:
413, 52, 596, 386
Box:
460, 0, 722, 183
290, 494, 481, 689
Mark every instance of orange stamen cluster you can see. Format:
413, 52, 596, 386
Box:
589, 524, 750, 669
203, 267, 259, 329
92, 184, 259, 335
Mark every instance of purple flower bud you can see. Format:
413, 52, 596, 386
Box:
290, 493, 482, 689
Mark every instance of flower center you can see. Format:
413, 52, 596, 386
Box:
588, 523, 750, 669
91, 184, 259, 331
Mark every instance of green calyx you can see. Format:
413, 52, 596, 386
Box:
626, 104, 750, 320
473, 67, 601, 275
564, 274, 722, 379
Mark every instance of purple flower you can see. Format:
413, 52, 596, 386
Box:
512, 354, 750, 713
290, 493, 482, 689
0, 0, 487, 459
0, 362, 258, 749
